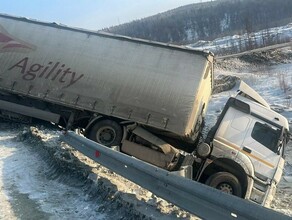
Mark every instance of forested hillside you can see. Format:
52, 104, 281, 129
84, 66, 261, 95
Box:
104, 0, 292, 44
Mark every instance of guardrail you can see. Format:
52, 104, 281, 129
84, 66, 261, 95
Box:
217, 41, 292, 59
60, 131, 290, 220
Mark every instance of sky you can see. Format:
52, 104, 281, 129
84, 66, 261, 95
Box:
1, 0, 211, 30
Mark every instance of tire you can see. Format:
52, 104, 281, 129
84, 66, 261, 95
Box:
88, 119, 123, 147
205, 172, 242, 197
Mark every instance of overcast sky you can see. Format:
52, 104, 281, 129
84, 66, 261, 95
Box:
1, 0, 212, 30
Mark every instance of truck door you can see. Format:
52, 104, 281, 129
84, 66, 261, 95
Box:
241, 118, 282, 179
212, 107, 251, 160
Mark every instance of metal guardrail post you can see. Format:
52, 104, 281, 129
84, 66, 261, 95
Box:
60, 131, 290, 220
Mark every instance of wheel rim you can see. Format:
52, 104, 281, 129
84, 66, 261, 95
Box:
96, 126, 116, 145
217, 183, 233, 194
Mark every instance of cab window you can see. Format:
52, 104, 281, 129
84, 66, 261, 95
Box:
251, 122, 281, 153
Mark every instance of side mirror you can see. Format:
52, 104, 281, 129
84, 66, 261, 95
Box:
277, 141, 282, 155
287, 132, 292, 143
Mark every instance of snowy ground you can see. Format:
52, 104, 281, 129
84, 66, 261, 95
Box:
0, 49, 292, 219
189, 23, 292, 55
0, 125, 108, 220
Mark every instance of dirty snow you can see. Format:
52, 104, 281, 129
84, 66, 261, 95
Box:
0, 126, 106, 220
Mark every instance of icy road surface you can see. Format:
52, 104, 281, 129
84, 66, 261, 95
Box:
0, 125, 107, 220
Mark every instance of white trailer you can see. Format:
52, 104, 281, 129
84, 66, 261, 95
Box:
0, 13, 213, 145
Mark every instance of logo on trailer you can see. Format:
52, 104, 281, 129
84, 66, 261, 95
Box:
1, 23, 84, 88
0, 25, 36, 53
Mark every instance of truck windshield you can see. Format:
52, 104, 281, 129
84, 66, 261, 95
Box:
251, 122, 281, 153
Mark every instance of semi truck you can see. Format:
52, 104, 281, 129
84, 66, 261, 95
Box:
0, 13, 290, 207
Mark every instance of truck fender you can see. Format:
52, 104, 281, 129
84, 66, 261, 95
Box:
84, 115, 104, 136
203, 153, 254, 198
233, 152, 255, 199
210, 138, 255, 198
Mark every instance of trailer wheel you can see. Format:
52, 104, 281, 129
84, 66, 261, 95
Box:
206, 172, 242, 197
88, 119, 123, 147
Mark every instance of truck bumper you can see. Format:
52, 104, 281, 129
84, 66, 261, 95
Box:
249, 180, 277, 207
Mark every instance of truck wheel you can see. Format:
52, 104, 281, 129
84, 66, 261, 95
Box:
205, 172, 242, 197
88, 119, 123, 147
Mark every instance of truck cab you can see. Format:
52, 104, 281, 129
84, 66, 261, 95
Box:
203, 81, 290, 206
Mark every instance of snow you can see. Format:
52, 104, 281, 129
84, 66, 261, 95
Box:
189, 23, 292, 54
185, 28, 194, 42
0, 128, 107, 219
220, 13, 230, 32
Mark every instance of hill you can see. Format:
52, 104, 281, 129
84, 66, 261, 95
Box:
104, 0, 292, 44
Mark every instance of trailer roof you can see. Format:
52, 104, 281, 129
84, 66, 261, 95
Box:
0, 13, 213, 58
